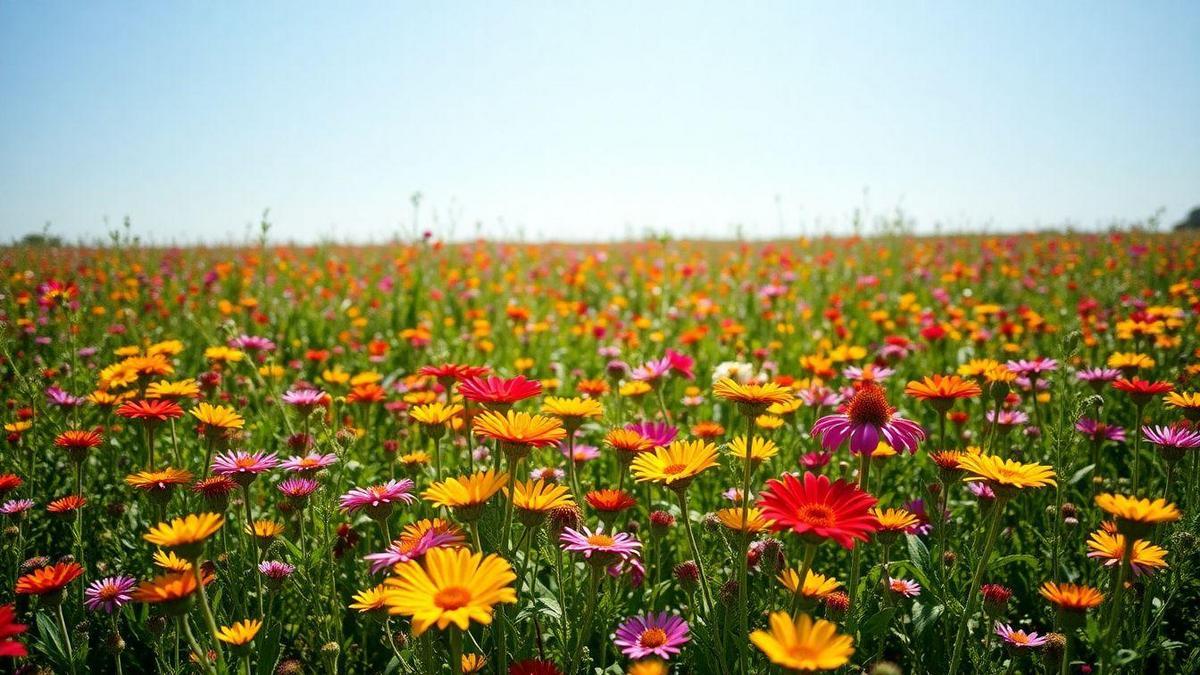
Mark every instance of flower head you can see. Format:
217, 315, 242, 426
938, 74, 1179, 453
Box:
211, 450, 279, 483
1039, 581, 1104, 612
750, 611, 854, 671
339, 480, 417, 517
422, 470, 509, 519
560, 524, 641, 566
811, 384, 925, 455
958, 453, 1056, 494
383, 547, 517, 635
84, 576, 137, 613
15, 562, 84, 598
613, 612, 689, 660
144, 513, 224, 558
757, 472, 879, 549
630, 439, 719, 490
994, 623, 1048, 649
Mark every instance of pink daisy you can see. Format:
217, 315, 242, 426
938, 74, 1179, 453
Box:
278, 477, 320, 500
84, 576, 137, 613
886, 577, 921, 598
339, 480, 416, 515
211, 450, 279, 485
280, 452, 339, 474
612, 612, 689, 660
560, 524, 641, 566
625, 421, 678, 448
994, 623, 1048, 649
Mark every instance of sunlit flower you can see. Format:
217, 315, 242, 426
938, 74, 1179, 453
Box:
613, 612, 690, 660
144, 513, 224, 558
383, 547, 517, 635
811, 384, 925, 455
630, 440, 719, 489
1086, 529, 1168, 576
994, 623, 1048, 649
757, 472, 878, 549
750, 611, 854, 671
84, 576, 137, 613
1039, 581, 1104, 612
560, 524, 641, 566
339, 480, 417, 517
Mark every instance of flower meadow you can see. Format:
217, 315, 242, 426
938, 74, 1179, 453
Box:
1, 232, 1199, 674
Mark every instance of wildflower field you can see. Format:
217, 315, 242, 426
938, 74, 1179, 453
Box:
2, 231, 1198, 675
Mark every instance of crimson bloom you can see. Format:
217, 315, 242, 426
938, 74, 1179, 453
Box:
458, 375, 542, 409
0, 603, 27, 657
1113, 378, 1174, 406
757, 472, 879, 549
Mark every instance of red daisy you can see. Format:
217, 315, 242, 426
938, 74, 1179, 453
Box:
458, 375, 542, 409
116, 399, 185, 423
55, 429, 103, 462
418, 363, 491, 385
1112, 378, 1174, 406
46, 495, 86, 515
757, 471, 879, 549
0, 474, 22, 495
585, 489, 638, 514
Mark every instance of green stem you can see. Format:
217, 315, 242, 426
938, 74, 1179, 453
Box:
566, 568, 600, 675
947, 499, 1006, 675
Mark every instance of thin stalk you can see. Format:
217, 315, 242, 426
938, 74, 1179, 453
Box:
948, 499, 1007, 675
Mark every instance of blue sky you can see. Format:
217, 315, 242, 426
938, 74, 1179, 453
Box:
2, 2, 1198, 243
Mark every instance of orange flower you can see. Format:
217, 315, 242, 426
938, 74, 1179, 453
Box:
15, 562, 84, 598
904, 375, 982, 410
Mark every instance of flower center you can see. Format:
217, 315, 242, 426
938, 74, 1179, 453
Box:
797, 504, 836, 527
433, 586, 472, 610
662, 463, 689, 475
639, 627, 668, 648
845, 385, 894, 427
98, 585, 120, 600
587, 534, 616, 547
235, 457, 257, 469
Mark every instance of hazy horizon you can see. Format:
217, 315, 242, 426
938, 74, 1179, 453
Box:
3, 2, 1198, 244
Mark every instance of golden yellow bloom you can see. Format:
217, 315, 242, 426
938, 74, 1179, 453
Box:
145, 379, 201, 400
958, 453, 1056, 492
1039, 581, 1104, 612
750, 611, 854, 671
215, 619, 261, 646
190, 402, 244, 430
627, 660, 669, 675
147, 339, 184, 357
423, 470, 509, 512
144, 513, 224, 557
778, 569, 841, 599
383, 547, 517, 635
1086, 529, 1168, 575
541, 396, 604, 421
461, 653, 487, 673
1107, 352, 1154, 371
715, 507, 774, 533
630, 440, 719, 488
871, 507, 919, 532
152, 549, 193, 572
508, 479, 574, 515
713, 378, 793, 412
246, 520, 286, 541
1095, 493, 1181, 526
1164, 391, 1200, 419
620, 381, 652, 398
727, 435, 779, 464
204, 346, 245, 364
754, 414, 785, 430
472, 410, 566, 449
409, 402, 464, 427
349, 584, 390, 614
958, 359, 1001, 378
399, 451, 431, 467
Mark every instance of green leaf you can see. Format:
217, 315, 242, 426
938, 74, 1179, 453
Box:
859, 607, 897, 640
1068, 463, 1096, 485
988, 554, 1038, 573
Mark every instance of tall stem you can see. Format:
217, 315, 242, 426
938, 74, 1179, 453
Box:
566, 568, 600, 675
737, 416, 755, 675
948, 499, 1006, 675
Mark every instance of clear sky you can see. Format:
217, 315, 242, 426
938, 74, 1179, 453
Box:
2, 2, 1198, 244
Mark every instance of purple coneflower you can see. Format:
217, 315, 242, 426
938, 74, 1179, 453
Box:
282, 388, 327, 414
1142, 425, 1200, 462
228, 335, 276, 353
259, 560, 295, 590
985, 409, 1029, 429
811, 385, 925, 455
84, 576, 137, 613
612, 612, 689, 660
211, 450, 279, 485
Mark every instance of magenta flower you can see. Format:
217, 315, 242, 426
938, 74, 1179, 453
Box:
228, 335, 276, 353
46, 386, 85, 408
211, 450, 279, 484
1142, 425, 1200, 451
278, 477, 320, 500
842, 365, 894, 382
363, 528, 463, 574
967, 481, 996, 501
1, 499, 34, 516
280, 453, 339, 474
986, 409, 1029, 428
665, 349, 695, 380
84, 576, 137, 613
801, 451, 832, 470
630, 357, 672, 383
810, 385, 925, 455
1005, 358, 1058, 378
560, 525, 641, 565
994, 623, 1048, 649
281, 388, 328, 413
258, 560, 296, 580
1075, 418, 1126, 444
1077, 367, 1121, 387
339, 480, 416, 514
625, 421, 678, 448
613, 612, 689, 660
799, 386, 843, 408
